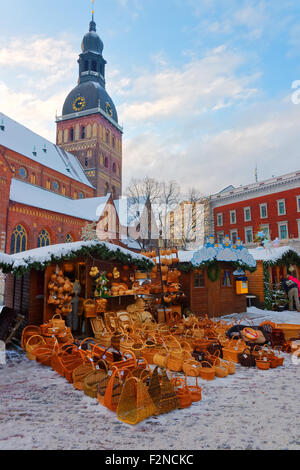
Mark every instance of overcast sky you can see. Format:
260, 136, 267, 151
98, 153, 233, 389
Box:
0, 0, 300, 195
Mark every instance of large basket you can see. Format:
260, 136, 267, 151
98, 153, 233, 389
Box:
104, 367, 129, 412
96, 330, 112, 349
21, 325, 42, 350
155, 369, 179, 416
26, 335, 46, 360
222, 337, 246, 363
153, 349, 168, 368
73, 362, 95, 390
83, 360, 109, 399
117, 376, 157, 425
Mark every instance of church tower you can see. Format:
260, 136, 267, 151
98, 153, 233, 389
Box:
56, 8, 123, 199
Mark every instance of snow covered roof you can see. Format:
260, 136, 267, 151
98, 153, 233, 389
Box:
178, 250, 196, 263
10, 179, 109, 221
0, 112, 94, 188
0, 240, 154, 274
248, 246, 299, 263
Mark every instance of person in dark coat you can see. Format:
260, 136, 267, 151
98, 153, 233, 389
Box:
281, 278, 300, 312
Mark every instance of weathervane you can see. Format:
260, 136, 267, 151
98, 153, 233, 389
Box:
92, 0, 95, 20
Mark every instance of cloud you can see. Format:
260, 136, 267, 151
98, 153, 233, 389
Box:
116, 45, 259, 124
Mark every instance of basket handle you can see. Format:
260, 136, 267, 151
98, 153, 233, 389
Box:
52, 313, 63, 320
26, 335, 46, 347
200, 361, 213, 368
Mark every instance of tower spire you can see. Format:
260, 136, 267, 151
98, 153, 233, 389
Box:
92, 0, 95, 21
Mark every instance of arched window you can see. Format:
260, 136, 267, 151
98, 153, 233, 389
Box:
19, 167, 27, 179
105, 130, 110, 144
81, 126, 86, 139
104, 157, 109, 168
10, 225, 27, 254
70, 128, 74, 142
30, 173, 36, 184
112, 163, 116, 174
91, 60, 97, 72
65, 234, 73, 243
84, 60, 89, 72
37, 229, 51, 248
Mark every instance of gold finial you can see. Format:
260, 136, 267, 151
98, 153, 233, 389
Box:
92, 0, 95, 18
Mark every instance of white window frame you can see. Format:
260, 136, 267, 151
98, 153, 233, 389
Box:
277, 199, 286, 216
296, 196, 300, 213
297, 219, 300, 239
260, 203, 268, 219
216, 213, 223, 227
278, 221, 288, 240
230, 210, 236, 225
244, 227, 253, 244
244, 206, 251, 222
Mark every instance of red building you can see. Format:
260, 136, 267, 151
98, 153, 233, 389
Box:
210, 170, 300, 248
0, 13, 125, 257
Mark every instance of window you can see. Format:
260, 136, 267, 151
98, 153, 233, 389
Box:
112, 136, 116, 148
297, 196, 300, 213
84, 157, 89, 167
104, 157, 109, 168
217, 213, 223, 227
30, 173, 36, 184
19, 167, 27, 179
81, 126, 86, 139
194, 270, 205, 288
84, 60, 89, 71
70, 128, 74, 142
52, 181, 59, 192
78, 192, 84, 199
217, 231, 224, 244
10, 225, 27, 254
298, 220, 300, 239
245, 227, 253, 244
230, 230, 238, 244
230, 210, 236, 224
222, 270, 232, 287
278, 222, 288, 240
260, 203, 268, 219
244, 207, 251, 222
277, 199, 286, 216
105, 130, 110, 144
61, 186, 66, 196
112, 162, 116, 174
65, 234, 73, 243
91, 60, 97, 72
37, 230, 51, 248
46, 180, 51, 190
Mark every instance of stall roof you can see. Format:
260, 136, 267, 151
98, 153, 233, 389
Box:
0, 240, 154, 275
248, 246, 300, 263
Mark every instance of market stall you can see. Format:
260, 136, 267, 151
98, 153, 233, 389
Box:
176, 237, 257, 317
0, 240, 154, 329
246, 246, 300, 310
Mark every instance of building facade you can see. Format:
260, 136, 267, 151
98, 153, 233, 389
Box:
56, 15, 123, 199
209, 170, 300, 252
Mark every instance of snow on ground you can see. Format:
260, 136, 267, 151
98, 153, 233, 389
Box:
0, 308, 300, 451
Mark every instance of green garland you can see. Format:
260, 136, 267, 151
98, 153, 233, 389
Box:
0, 243, 154, 278
207, 262, 221, 282
263, 263, 273, 310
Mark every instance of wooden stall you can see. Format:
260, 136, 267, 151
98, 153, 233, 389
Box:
1, 241, 154, 329
247, 246, 300, 308
176, 239, 257, 318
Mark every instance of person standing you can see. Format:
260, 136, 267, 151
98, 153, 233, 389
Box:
281, 277, 300, 312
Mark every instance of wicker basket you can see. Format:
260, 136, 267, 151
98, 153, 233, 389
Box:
21, 325, 42, 350
172, 377, 192, 410
26, 335, 46, 360
153, 349, 168, 368
84, 361, 109, 399
95, 298, 108, 314
84, 299, 97, 318
198, 361, 215, 381
96, 330, 112, 348
182, 359, 201, 377
256, 358, 271, 370
51, 314, 66, 332
117, 376, 157, 425
186, 375, 202, 403
72, 362, 95, 390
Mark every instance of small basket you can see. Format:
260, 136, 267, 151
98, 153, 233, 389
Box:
198, 361, 215, 381
182, 359, 201, 377
84, 299, 97, 319
51, 314, 66, 332
26, 335, 46, 360
256, 358, 271, 370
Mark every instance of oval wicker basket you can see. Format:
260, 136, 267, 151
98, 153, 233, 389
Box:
198, 361, 215, 381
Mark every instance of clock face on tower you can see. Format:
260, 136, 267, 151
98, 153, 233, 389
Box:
73, 96, 86, 112
106, 102, 113, 117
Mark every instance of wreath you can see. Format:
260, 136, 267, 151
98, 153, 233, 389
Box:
207, 263, 221, 282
